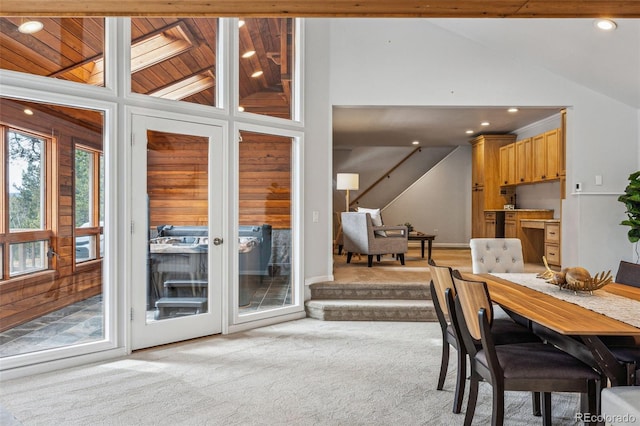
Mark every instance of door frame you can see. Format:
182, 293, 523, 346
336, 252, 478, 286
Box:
127, 108, 228, 350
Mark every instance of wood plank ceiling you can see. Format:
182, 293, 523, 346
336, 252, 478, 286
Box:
1, 0, 639, 17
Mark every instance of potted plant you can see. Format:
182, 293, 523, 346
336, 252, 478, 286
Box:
618, 170, 640, 261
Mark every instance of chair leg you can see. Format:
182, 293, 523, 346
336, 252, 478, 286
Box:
437, 342, 449, 391
532, 392, 541, 416
586, 380, 598, 426
453, 347, 466, 414
398, 253, 405, 265
541, 392, 552, 426
464, 374, 479, 426
492, 383, 505, 426
367, 255, 373, 267
346, 252, 353, 263
376, 254, 381, 262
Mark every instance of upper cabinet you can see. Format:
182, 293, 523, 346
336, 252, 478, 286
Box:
499, 143, 516, 186
500, 128, 564, 187
516, 137, 533, 184
532, 128, 562, 182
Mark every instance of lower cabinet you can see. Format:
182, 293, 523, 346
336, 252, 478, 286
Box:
544, 222, 561, 266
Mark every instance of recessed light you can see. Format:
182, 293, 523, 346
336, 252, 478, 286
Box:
18, 20, 44, 34
508, 108, 519, 113
251, 70, 263, 78
238, 106, 245, 112
238, 20, 245, 28
465, 130, 474, 134
481, 121, 490, 126
412, 141, 419, 145
23, 108, 34, 115
594, 19, 617, 31
242, 50, 256, 58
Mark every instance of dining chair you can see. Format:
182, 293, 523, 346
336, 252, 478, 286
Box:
452, 274, 603, 426
469, 238, 525, 273
615, 260, 640, 288
429, 260, 541, 414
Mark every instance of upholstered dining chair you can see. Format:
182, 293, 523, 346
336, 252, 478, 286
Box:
469, 238, 525, 274
429, 260, 541, 414
341, 212, 408, 267
452, 274, 603, 426
615, 260, 640, 288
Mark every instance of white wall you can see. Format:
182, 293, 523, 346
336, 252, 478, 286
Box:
382, 146, 471, 246
303, 18, 639, 277
303, 19, 333, 285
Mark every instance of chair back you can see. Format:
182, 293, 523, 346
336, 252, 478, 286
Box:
615, 260, 640, 288
341, 212, 372, 253
470, 238, 524, 273
452, 275, 493, 341
428, 259, 455, 316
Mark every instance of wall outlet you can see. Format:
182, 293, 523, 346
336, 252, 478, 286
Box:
575, 182, 582, 192
312, 211, 319, 223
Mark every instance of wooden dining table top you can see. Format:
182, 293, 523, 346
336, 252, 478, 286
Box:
465, 273, 640, 337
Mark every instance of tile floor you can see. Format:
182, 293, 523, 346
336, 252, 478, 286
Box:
0, 274, 292, 358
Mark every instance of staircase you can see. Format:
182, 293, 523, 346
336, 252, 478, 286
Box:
305, 282, 437, 322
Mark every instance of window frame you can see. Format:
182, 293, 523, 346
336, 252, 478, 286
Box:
1, 124, 55, 280
74, 142, 104, 265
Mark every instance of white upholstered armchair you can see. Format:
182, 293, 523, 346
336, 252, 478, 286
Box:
469, 238, 525, 273
341, 212, 408, 267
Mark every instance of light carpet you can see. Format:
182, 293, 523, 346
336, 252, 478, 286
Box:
1, 319, 582, 425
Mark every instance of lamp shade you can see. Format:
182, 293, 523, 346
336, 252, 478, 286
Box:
336, 173, 359, 190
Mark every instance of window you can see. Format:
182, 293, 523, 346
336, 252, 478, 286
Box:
238, 18, 296, 120
0, 18, 105, 87
130, 18, 218, 107
74, 145, 104, 263
1, 127, 50, 278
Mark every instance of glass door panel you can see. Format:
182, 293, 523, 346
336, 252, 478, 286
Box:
238, 131, 293, 314
130, 114, 222, 350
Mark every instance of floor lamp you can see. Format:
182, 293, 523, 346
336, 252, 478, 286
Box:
336, 173, 359, 212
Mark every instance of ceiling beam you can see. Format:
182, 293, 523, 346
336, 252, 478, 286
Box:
1, 0, 639, 18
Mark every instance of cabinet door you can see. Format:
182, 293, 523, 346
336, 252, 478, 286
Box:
499, 144, 516, 186
485, 211, 496, 238
545, 129, 560, 180
472, 140, 485, 188
516, 138, 532, 183
499, 145, 509, 186
532, 134, 546, 182
472, 188, 485, 238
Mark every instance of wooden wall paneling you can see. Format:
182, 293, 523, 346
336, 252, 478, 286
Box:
146, 130, 209, 228
239, 132, 291, 228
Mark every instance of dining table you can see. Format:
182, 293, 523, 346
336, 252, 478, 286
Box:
464, 272, 640, 387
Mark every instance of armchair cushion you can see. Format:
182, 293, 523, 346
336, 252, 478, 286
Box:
357, 207, 385, 236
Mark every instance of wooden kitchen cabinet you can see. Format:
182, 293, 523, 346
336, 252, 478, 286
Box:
504, 211, 517, 238
544, 222, 561, 266
499, 143, 516, 186
472, 187, 485, 238
532, 128, 562, 182
470, 134, 516, 237
515, 138, 532, 184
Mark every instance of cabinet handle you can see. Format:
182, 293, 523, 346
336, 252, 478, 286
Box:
520, 178, 524, 182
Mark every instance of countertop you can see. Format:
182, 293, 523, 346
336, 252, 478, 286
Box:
484, 209, 554, 212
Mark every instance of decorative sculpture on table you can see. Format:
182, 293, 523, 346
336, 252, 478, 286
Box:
537, 256, 613, 294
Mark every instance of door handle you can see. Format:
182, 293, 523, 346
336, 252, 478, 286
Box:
213, 237, 223, 246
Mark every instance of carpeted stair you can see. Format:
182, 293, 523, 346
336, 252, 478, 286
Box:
305, 282, 437, 321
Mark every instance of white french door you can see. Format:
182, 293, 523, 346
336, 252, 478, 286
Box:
130, 114, 224, 350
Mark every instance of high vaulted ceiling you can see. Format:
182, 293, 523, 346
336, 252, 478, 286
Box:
1, 0, 639, 17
